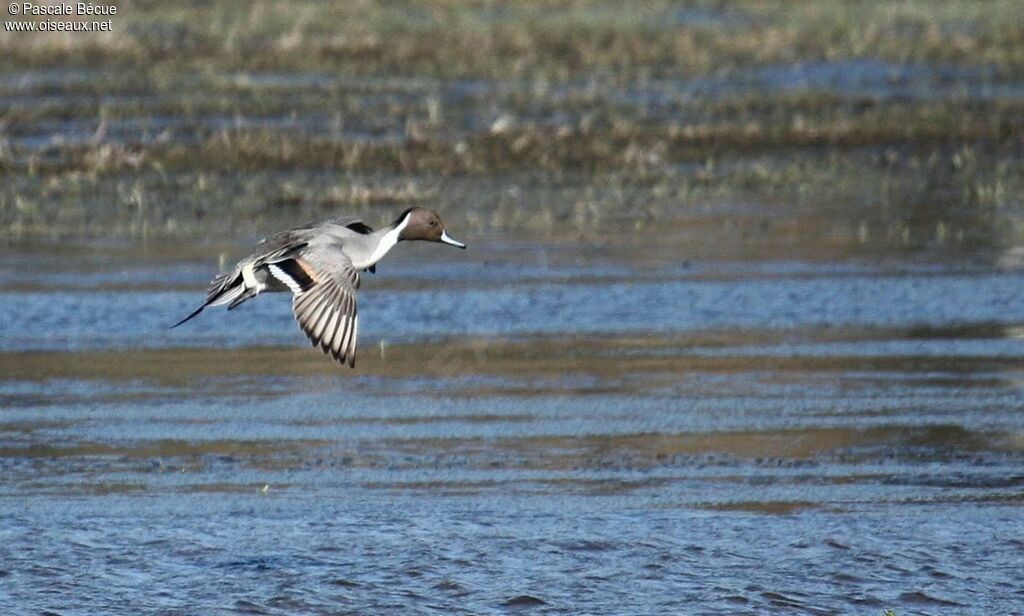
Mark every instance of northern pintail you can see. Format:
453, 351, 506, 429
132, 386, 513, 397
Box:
173, 207, 466, 367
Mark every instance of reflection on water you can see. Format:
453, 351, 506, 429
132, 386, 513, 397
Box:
2, 233, 1024, 613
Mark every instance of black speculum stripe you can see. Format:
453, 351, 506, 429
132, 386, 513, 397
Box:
276, 259, 316, 292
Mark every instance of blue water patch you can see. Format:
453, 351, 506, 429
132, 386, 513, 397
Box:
4, 264, 1024, 352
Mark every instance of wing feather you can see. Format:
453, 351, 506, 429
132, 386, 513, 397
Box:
289, 244, 360, 368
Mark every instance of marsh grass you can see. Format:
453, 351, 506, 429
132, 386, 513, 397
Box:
3, 1, 1024, 77
0, 0, 1022, 241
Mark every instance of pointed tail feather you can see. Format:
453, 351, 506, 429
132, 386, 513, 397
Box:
171, 273, 245, 328
171, 304, 207, 329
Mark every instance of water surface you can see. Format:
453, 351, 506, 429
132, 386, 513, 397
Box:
2, 232, 1024, 614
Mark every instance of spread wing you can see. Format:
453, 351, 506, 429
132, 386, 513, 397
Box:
278, 243, 361, 368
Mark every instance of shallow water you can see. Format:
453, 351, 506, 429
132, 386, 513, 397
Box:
3, 232, 1024, 614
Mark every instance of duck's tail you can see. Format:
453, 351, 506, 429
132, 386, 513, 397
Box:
171, 271, 247, 328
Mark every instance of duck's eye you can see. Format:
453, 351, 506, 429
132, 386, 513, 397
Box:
430, 220, 437, 227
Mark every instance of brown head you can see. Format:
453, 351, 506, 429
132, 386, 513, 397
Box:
394, 207, 466, 249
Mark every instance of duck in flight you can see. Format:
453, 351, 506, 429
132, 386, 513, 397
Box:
172, 207, 466, 367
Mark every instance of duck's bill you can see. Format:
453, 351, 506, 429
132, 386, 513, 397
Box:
440, 230, 467, 249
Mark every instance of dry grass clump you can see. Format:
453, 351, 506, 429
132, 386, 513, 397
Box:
2, 1, 1024, 77
2, 95, 1019, 176
1, 0, 1023, 241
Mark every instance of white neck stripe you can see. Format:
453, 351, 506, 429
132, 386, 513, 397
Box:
358, 214, 409, 269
